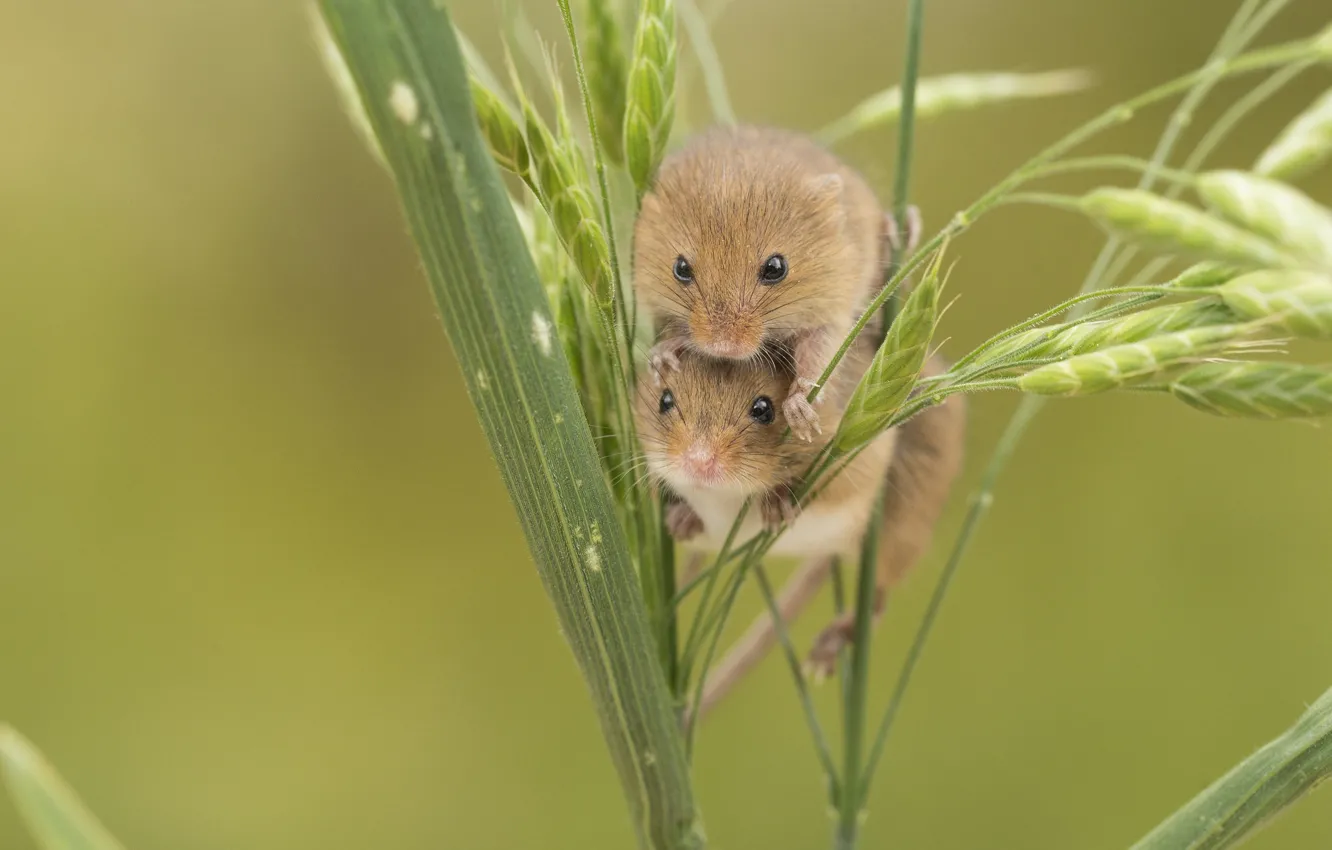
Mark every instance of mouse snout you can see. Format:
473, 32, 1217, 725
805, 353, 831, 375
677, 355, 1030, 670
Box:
689, 306, 763, 360
701, 338, 751, 359
680, 442, 723, 483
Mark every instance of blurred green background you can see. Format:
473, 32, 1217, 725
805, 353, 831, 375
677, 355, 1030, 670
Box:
3, 1, 1331, 848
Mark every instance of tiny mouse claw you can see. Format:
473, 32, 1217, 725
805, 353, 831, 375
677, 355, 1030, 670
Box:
648, 338, 687, 386
759, 483, 801, 532
885, 205, 924, 257
783, 377, 824, 442
805, 613, 857, 681
806, 586, 886, 679
665, 500, 704, 541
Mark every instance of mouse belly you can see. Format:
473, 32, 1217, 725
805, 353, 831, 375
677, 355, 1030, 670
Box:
677, 486, 866, 559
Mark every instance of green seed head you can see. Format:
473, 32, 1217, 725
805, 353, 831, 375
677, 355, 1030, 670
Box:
976, 299, 1236, 370
470, 78, 531, 180
624, 0, 677, 195
511, 66, 614, 312
835, 256, 944, 452
1196, 171, 1332, 271
1171, 362, 1332, 419
1079, 188, 1298, 270
1316, 23, 1332, 60
584, 0, 629, 164
1255, 88, 1332, 182
819, 70, 1092, 144
1219, 269, 1332, 339
1164, 262, 1241, 290
1017, 324, 1257, 397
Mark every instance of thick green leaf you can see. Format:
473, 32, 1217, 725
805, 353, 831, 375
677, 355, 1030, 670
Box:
1132, 687, 1332, 850
314, 3, 702, 848
0, 726, 125, 850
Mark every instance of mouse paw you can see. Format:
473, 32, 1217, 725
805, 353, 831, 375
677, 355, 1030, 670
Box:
803, 612, 858, 682
783, 377, 824, 442
648, 340, 685, 386
665, 500, 704, 541
759, 484, 801, 533
885, 205, 924, 257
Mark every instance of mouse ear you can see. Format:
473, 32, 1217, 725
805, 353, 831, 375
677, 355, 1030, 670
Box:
810, 173, 844, 201
639, 190, 663, 219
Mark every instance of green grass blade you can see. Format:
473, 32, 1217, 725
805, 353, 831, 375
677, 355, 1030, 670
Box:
1131, 687, 1332, 850
0, 726, 126, 850
314, 3, 702, 847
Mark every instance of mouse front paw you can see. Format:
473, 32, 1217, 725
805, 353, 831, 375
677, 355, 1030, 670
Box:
759, 484, 801, 532
665, 500, 704, 541
783, 377, 824, 442
648, 339, 686, 386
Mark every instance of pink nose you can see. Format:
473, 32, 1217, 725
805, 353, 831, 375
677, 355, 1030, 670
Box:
681, 444, 721, 480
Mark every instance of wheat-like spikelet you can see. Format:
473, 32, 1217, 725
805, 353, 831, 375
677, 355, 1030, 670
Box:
835, 257, 943, 452
978, 299, 1236, 369
1163, 262, 1242, 290
508, 60, 614, 311
819, 70, 1092, 144
1170, 362, 1332, 419
584, 0, 629, 164
1017, 324, 1260, 397
624, 0, 677, 195
1079, 188, 1298, 270
1195, 171, 1332, 271
470, 78, 531, 180
1317, 23, 1332, 59
1219, 270, 1332, 339
1256, 88, 1332, 183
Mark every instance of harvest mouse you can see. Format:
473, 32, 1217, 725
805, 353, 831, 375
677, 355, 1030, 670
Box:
633, 125, 919, 442
636, 342, 965, 675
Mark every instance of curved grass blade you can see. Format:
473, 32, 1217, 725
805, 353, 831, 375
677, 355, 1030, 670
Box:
1131, 687, 1332, 850
314, 3, 702, 847
0, 726, 126, 850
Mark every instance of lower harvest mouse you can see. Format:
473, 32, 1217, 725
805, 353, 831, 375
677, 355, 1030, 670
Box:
636, 341, 965, 673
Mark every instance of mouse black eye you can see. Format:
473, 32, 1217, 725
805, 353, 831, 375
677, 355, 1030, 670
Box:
659, 389, 676, 415
673, 256, 694, 285
759, 254, 788, 285
749, 395, 775, 425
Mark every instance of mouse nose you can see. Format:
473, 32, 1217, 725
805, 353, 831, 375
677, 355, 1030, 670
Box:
681, 443, 722, 482
702, 338, 751, 359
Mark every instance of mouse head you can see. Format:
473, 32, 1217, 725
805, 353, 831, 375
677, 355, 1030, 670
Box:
634, 129, 858, 360
636, 351, 811, 495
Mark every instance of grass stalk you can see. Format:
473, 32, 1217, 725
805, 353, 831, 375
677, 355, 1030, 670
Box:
317, 3, 701, 846
834, 488, 887, 849
752, 565, 842, 798
678, 0, 736, 125
891, 0, 925, 229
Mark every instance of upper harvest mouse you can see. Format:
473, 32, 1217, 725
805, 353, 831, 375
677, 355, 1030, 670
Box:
633, 125, 913, 441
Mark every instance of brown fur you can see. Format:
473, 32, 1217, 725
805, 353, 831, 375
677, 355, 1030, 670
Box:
634, 126, 884, 371
634, 330, 877, 518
